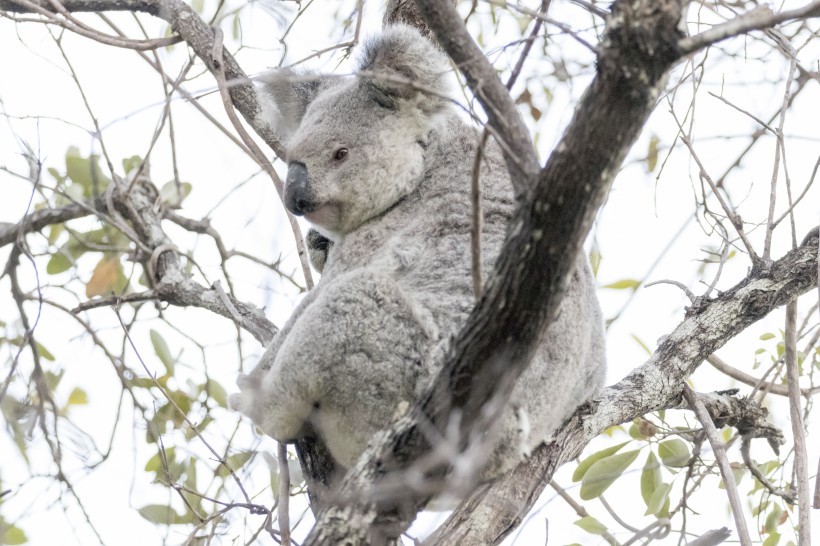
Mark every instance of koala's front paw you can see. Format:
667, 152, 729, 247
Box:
231, 373, 312, 443
306, 229, 332, 273
229, 374, 261, 421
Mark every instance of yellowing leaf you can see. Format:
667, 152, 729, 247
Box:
602, 279, 641, 291
579, 449, 640, 500
86, 257, 121, 298
1, 524, 27, 545
67, 387, 88, 405
646, 134, 660, 172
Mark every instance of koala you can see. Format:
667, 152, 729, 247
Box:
230, 25, 606, 479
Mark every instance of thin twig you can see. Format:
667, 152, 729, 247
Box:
679, 2, 820, 54
549, 481, 621, 546
210, 27, 314, 291
706, 354, 820, 398
763, 53, 798, 261
784, 301, 811, 544
682, 385, 752, 546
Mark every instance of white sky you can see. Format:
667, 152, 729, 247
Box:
0, 1, 819, 545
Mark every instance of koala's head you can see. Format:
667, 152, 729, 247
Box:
257, 25, 451, 238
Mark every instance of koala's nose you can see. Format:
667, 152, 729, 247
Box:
285, 162, 318, 216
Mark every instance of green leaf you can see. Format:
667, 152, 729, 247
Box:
184, 416, 213, 441
122, 155, 143, 174
138, 504, 181, 525
47, 223, 65, 245
574, 516, 608, 535
205, 380, 227, 408
658, 439, 690, 467
67, 387, 88, 405
217, 451, 254, 478
644, 482, 671, 516
65, 147, 110, 196
640, 452, 662, 506
191, 0, 203, 13
631, 334, 652, 356
232, 14, 240, 40
760, 333, 776, 340
158, 181, 192, 208
47, 166, 66, 185
43, 370, 64, 392
764, 504, 783, 533
35, 342, 55, 361
46, 252, 73, 275
602, 279, 641, 290
589, 246, 601, 278
147, 447, 176, 473
149, 330, 175, 375
579, 449, 640, 500
128, 377, 155, 389
1, 524, 27, 545
762, 532, 781, 546
572, 441, 630, 482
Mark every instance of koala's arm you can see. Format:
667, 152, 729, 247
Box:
230, 283, 324, 409
232, 269, 438, 467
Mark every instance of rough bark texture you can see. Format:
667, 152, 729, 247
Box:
429, 230, 818, 545
0, 186, 277, 345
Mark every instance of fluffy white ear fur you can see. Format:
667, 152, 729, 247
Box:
357, 24, 450, 113
255, 69, 326, 143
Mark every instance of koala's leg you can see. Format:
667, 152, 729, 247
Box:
249, 270, 436, 467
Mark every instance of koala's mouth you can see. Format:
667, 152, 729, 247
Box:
304, 203, 342, 231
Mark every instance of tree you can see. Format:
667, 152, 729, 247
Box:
0, 0, 818, 545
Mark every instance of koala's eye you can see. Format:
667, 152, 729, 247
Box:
333, 147, 349, 162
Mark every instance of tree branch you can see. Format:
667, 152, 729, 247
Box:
413, 0, 541, 194
679, 2, 820, 55
429, 231, 817, 545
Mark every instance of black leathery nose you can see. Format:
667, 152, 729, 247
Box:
284, 162, 317, 215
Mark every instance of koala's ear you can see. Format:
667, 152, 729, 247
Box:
357, 24, 450, 113
256, 69, 326, 143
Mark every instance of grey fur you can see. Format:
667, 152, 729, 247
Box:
232, 25, 606, 478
